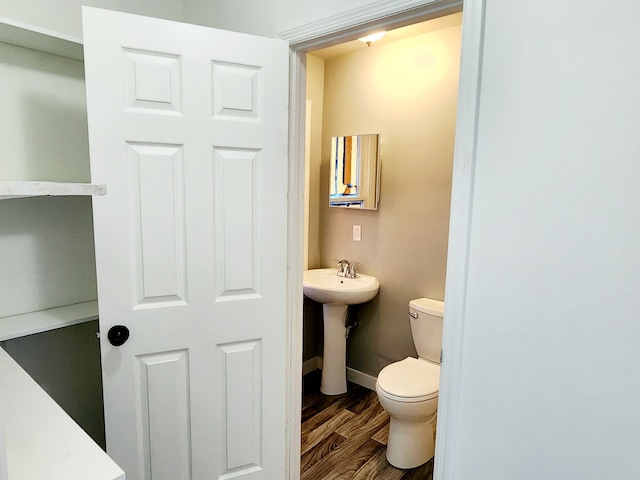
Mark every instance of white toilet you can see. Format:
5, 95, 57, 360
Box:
375, 297, 444, 469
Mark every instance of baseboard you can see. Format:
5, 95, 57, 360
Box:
302, 356, 321, 376
302, 356, 377, 392
347, 367, 377, 391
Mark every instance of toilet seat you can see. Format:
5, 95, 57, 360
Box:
377, 357, 439, 403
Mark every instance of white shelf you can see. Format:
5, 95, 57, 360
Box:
0, 16, 83, 60
0, 301, 99, 342
0, 181, 106, 200
0, 347, 125, 480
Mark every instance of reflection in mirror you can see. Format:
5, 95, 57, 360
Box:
329, 134, 380, 210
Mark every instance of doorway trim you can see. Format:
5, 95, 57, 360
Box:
279, 0, 486, 478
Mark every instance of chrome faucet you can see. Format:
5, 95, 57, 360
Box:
336, 259, 358, 278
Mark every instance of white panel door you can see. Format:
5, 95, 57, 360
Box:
82, 7, 289, 480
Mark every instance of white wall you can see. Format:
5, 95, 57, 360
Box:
0, 43, 97, 317
0, 43, 89, 183
452, 1, 640, 478
0, 0, 183, 38
182, 0, 373, 37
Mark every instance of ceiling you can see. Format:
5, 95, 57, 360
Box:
309, 12, 463, 60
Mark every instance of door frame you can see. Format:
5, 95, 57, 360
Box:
279, 0, 486, 478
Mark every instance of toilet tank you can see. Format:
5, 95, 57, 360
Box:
409, 298, 444, 364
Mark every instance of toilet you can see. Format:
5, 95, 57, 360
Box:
375, 297, 444, 469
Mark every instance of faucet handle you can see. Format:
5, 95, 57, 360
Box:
336, 259, 350, 277
348, 263, 360, 278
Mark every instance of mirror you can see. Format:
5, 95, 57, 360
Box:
329, 134, 381, 210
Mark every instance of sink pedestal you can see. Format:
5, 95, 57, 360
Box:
320, 304, 349, 395
303, 268, 379, 396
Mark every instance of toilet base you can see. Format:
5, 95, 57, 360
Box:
385, 413, 436, 469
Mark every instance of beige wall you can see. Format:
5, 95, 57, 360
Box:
303, 54, 325, 362
307, 17, 461, 376
306, 54, 325, 271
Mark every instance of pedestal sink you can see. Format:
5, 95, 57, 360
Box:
303, 268, 379, 395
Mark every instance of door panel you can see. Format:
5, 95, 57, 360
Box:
137, 350, 191, 480
83, 7, 289, 479
218, 340, 262, 471
214, 147, 259, 295
129, 142, 187, 306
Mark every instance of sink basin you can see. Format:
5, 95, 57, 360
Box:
303, 268, 379, 305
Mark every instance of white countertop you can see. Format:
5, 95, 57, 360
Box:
0, 347, 124, 480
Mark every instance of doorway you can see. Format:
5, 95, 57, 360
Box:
279, 2, 471, 478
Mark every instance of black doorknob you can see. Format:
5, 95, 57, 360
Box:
107, 325, 130, 346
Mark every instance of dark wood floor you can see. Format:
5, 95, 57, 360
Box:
301, 371, 434, 480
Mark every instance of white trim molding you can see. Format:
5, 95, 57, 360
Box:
285, 41, 308, 480
279, 0, 462, 50
433, 1, 486, 479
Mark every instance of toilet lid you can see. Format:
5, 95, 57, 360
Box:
377, 357, 439, 400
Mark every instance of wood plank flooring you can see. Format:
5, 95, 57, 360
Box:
301, 371, 434, 480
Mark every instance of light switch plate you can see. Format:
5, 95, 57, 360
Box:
353, 225, 362, 241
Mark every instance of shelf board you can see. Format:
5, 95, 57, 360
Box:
0, 301, 99, 342
0, 16, 83, 60
0, 181, 106, 200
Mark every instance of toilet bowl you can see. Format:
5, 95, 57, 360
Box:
376, 357, 439, 468
375, 298, 444, 469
